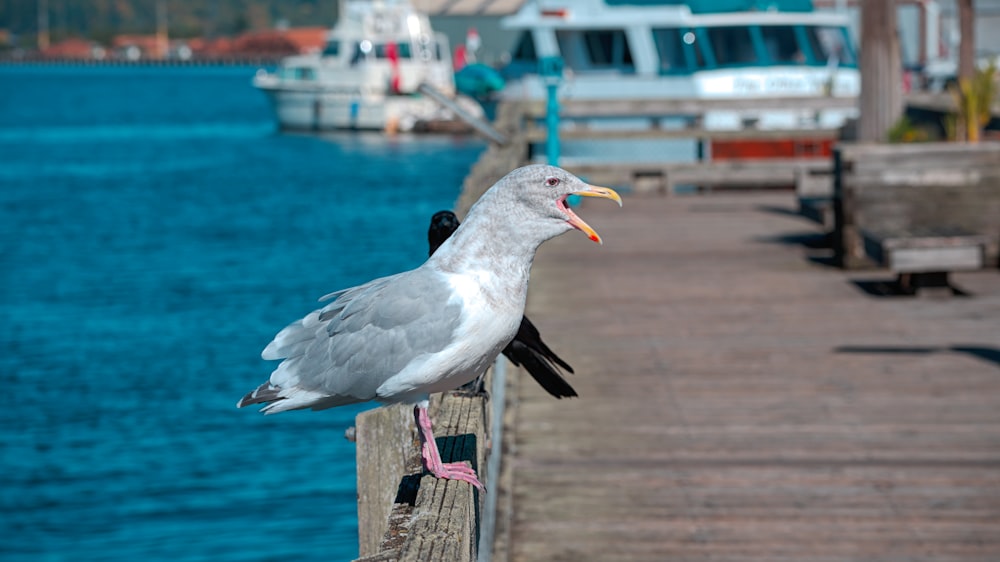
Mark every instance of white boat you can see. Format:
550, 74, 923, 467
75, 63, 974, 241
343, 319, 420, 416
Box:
254, 0, 480, 132
499, 0, 860, 140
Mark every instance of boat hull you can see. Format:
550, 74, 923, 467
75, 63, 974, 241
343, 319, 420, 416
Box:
256, 85, 444, 131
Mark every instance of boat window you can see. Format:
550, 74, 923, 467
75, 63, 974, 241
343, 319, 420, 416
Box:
760, 26, 803, 64
651, 28, 689, 73
705, 26, 757, 66
322, 41, 340, 57
373, 42, 412, 59
281, 66, 315, 81
805, 26, 856, 67
351, 40, 372, 65
688, 31, 707, 68
511, 31, 537, 63
556, 29, 634, 73
502, 31, 538, 79
586, 30, 634, 69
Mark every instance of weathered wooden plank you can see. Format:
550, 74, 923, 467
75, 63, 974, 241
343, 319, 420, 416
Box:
356, 404, 420, 558
836, 140, 1000, 158
864, 228, 988, 273
839, 142, 1000, 174
399, 394, 485, 562
865, 227, 990, 248
890, 245, 983, 272
354, 390, 490, 562
851, 169, 998, 188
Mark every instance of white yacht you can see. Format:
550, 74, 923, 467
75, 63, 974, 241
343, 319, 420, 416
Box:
254, 0, 478, 132
500, 0, 860, 133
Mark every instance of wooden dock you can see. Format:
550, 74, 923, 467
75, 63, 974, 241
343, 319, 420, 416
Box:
353, 98, 1000, 560
491, 191, 1000, 561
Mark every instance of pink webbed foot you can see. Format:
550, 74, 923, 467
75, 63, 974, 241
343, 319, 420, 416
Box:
414, 405, 485, 491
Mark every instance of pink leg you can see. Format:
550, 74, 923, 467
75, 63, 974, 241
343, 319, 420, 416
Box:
414, 405, 485, 491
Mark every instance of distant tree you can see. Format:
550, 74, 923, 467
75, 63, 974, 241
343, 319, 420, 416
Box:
0, 0, 337, 39
232, 12, 249, 35
171, 23, 205, 40
89, 27, 116, 46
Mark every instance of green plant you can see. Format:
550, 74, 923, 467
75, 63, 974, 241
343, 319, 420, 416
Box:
888, 115, 936, 143
948, 59, 999, 142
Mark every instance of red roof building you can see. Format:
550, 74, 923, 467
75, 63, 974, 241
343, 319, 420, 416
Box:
113, 34, 161, 55
230, 27, 328, 57
42, 38, 100, 59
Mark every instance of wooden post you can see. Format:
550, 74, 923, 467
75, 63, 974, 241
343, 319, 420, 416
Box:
355, 403, 420, 558
958, 0, 975, 82
354, 393, 490, 562
858, 0, 903, 142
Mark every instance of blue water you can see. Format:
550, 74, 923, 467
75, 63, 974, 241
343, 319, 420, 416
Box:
0, 65, 485, 561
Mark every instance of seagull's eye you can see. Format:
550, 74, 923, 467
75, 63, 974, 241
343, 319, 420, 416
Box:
545, 177, 560, 187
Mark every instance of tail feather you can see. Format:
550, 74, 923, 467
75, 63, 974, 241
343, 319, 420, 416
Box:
236, 382, 285, 408
531, 338, 575, 374
237, 381, 362, 413
503, 341, 578, 399
516, 316, 575, 374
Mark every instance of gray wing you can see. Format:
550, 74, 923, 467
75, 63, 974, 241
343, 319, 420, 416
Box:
255, 267, 462, 411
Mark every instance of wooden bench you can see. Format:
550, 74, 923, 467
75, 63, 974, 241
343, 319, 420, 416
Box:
796, 167, 836, 228
832, 142, 1000, 272
861, 226, 990, 294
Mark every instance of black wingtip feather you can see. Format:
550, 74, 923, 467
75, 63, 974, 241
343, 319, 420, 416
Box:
504, 341, 578, 399
515, 316, 575, 374
236, 383, 285, 408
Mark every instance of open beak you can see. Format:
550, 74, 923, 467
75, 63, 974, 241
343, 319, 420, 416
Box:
559, 185, 622, 244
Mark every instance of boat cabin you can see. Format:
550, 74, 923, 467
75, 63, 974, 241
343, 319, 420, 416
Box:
320, 34, 446, 67
502, 0, 856, 89
273, 0, 451, 93
497, 0, 861, 161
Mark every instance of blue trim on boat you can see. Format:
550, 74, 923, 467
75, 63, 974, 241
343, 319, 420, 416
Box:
604, 0, 814, 13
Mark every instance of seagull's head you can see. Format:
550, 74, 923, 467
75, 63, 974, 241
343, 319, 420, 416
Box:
501, 164, 622, 245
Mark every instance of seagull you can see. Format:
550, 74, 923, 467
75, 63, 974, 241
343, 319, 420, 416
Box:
238, 164, 621, 490
427, 210, 577, 399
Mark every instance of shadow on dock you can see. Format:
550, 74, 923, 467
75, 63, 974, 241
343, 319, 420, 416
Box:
835, 345, 1000, 369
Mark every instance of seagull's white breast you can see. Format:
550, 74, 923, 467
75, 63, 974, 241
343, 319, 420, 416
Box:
446, 269, 522, 345
374, 269, 523, 401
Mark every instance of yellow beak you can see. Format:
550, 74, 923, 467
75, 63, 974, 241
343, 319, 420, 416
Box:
563, 185, 622, 244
